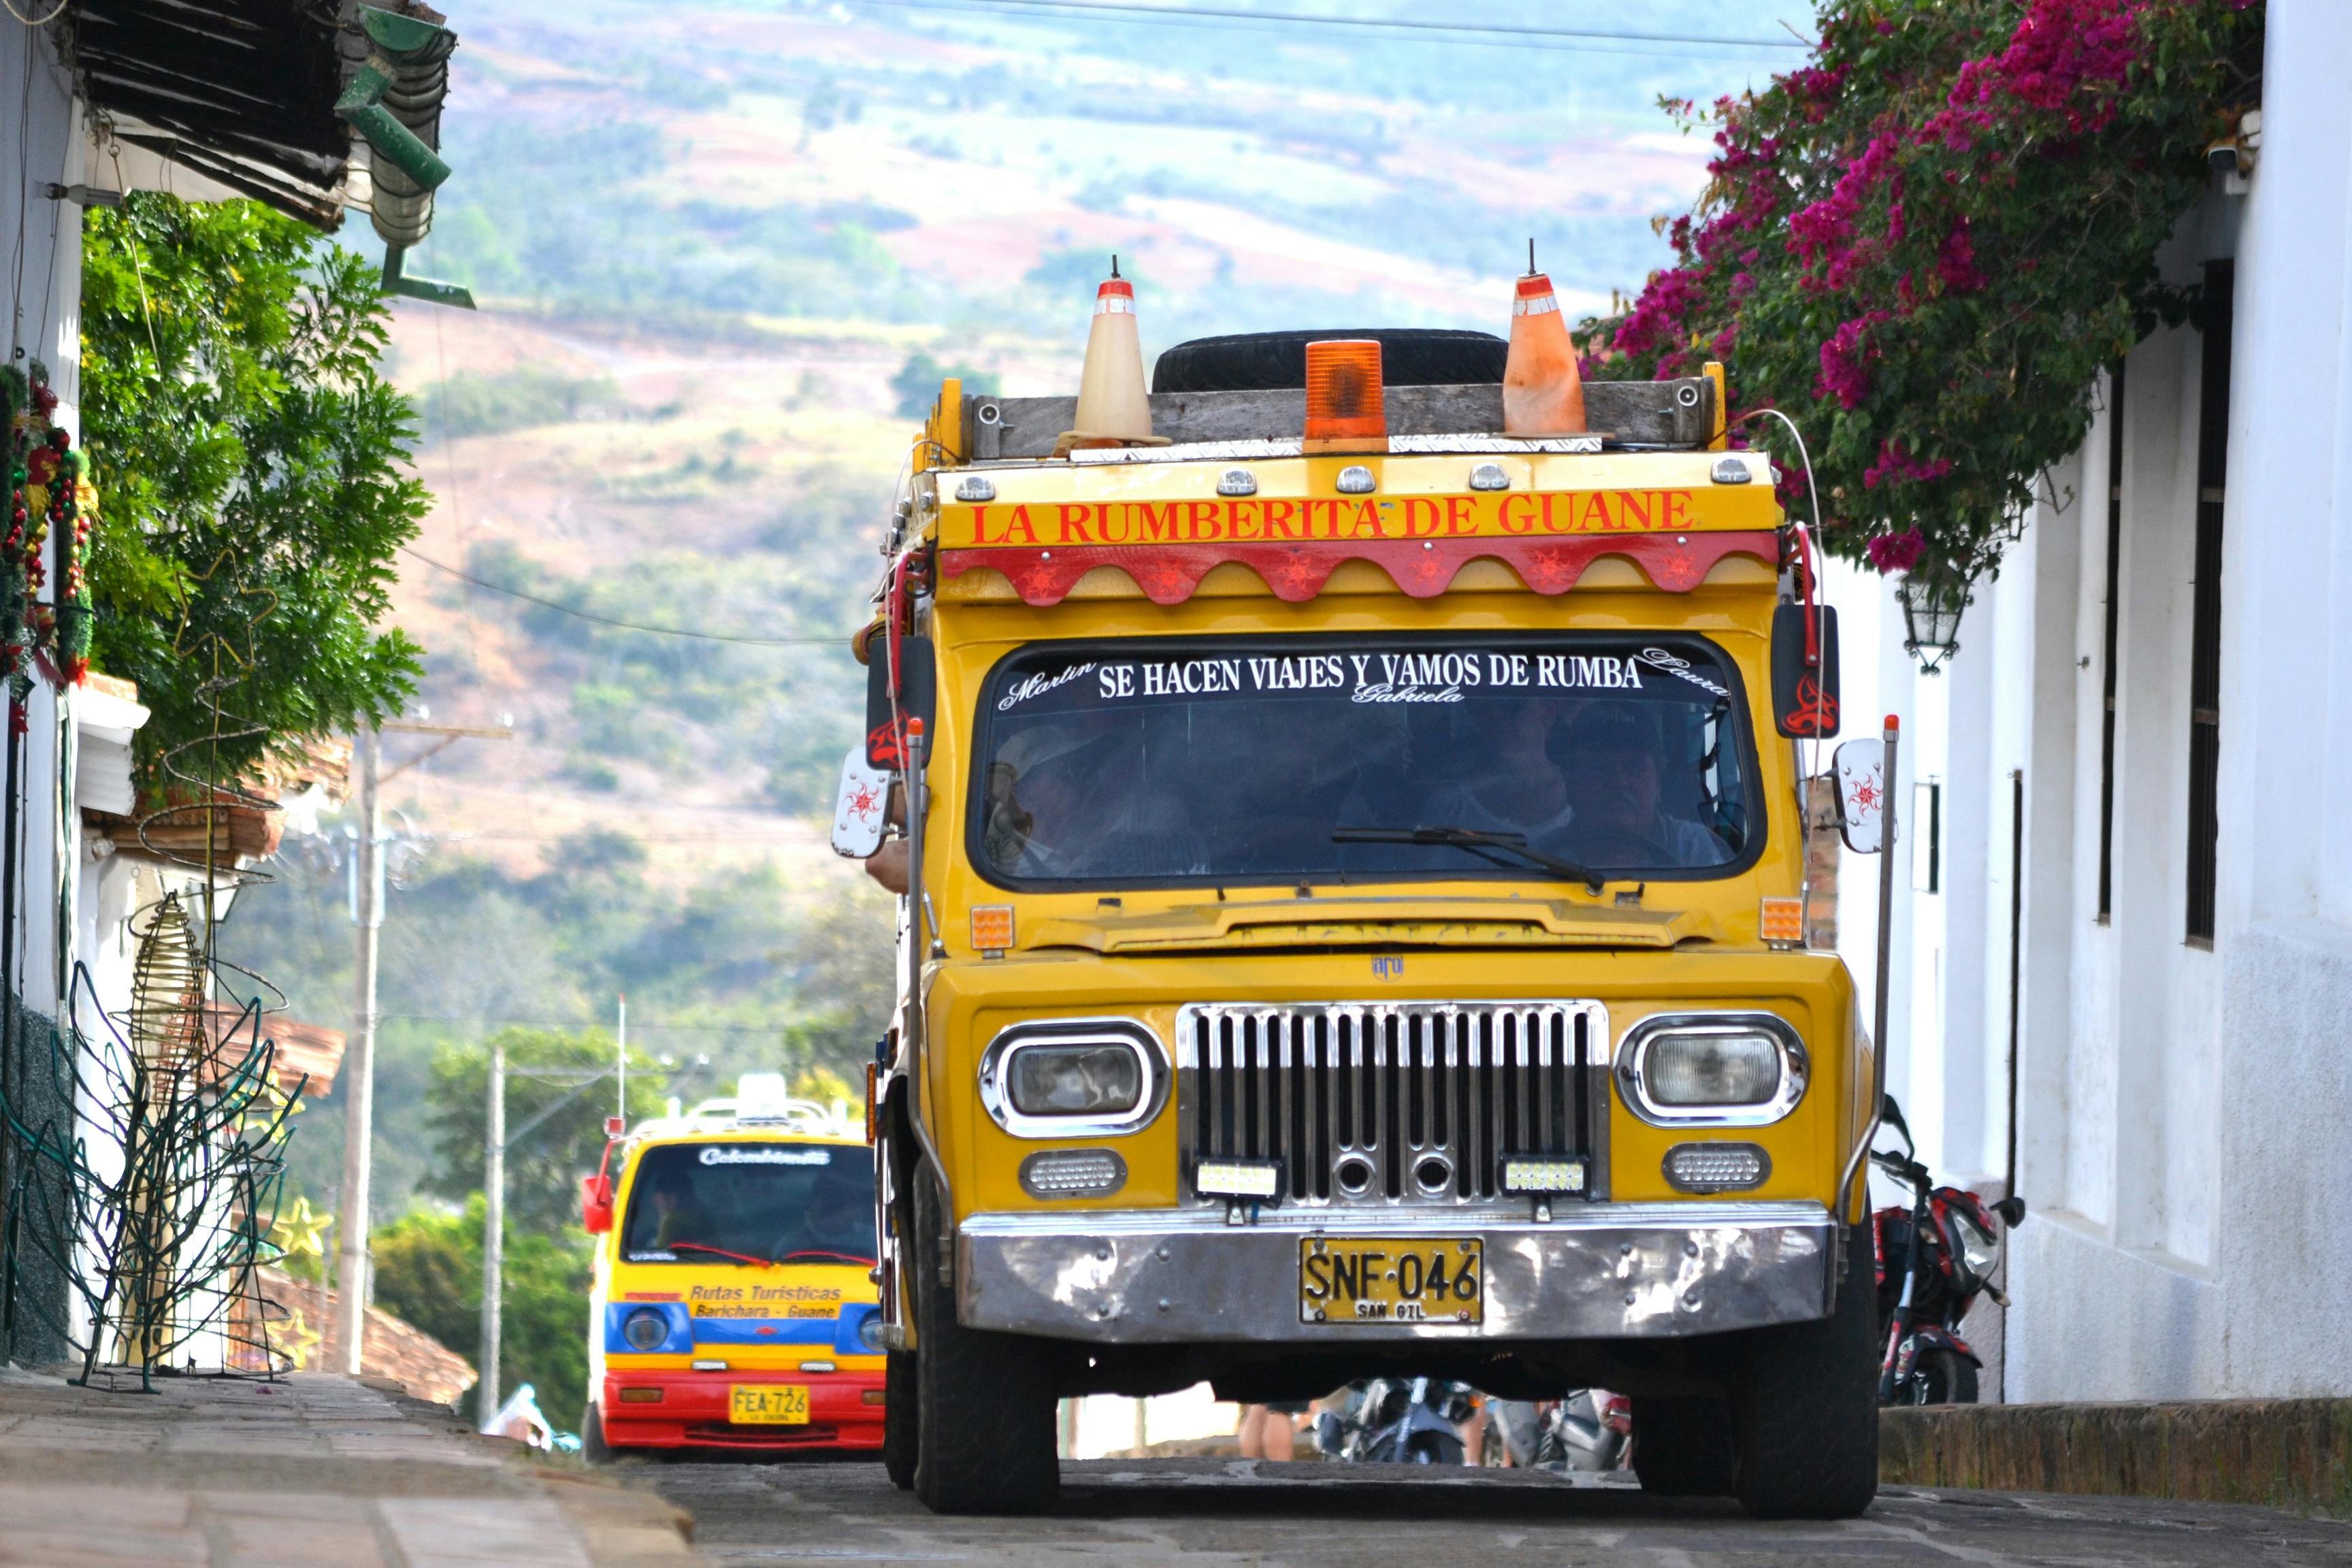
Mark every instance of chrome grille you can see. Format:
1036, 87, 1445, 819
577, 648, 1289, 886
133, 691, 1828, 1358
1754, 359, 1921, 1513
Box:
1176, 1001, 1610, 1205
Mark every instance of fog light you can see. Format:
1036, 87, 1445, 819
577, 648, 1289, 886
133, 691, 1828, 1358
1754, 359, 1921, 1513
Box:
1019, 1148, 1127, 1198
1194, 1158, 1281, 1200
1500, 1154, 1587, 1194
617, 1387, 664, 1403
1663, 1143, 1771, 1192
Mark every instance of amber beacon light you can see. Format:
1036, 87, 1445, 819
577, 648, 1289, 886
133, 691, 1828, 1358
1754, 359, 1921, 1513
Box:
1303, 339, 1388, 453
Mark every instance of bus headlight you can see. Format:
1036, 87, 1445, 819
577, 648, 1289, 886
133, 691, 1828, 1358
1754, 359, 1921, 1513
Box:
858, 1313, 889, 1352
1618, 1014, 1808, 1126
978, 1019, 1166, 1137
622, 1307, 670, 1351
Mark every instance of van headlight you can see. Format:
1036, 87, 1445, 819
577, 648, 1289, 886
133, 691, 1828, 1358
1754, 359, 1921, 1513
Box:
622, 1307, 670, 1351
1617, 1013, 1807, 1126
979, 1019, 1165, 1138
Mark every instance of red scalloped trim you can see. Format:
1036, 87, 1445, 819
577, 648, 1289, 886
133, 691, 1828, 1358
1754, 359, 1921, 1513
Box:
938, 532, 1779, 606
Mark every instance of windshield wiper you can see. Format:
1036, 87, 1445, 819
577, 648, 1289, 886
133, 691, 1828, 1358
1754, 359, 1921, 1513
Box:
1333, 826, 1605, 896
664, 1241, 778, 1269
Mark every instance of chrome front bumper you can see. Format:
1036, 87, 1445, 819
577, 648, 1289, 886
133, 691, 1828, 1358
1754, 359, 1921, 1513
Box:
956, 1201, 1838, 1343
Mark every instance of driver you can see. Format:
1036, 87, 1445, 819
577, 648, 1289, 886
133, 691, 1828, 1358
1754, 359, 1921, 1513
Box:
645, 1169, 714, 1251
1556, 705, 1728, 866
984, 721, 1205, 879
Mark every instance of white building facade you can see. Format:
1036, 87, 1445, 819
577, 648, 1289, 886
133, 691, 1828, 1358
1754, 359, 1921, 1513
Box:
1830, 5, 2352, 1401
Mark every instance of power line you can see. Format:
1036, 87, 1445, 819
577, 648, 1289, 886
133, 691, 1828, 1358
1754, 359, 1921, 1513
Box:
402, 547, 851, 648
380, 1013, 805, 1036
852, 0, 1810, 54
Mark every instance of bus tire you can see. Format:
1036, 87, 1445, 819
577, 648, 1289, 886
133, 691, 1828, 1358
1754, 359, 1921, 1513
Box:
911, 1179, 1060, 1515
581, 1402, 612, 1465
1630, 1396, 1734, 1497
1731, 1226, 1880, 1520
882, 1350, 918, 1490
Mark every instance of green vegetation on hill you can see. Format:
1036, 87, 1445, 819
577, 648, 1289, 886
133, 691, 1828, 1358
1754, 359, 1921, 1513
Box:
222, 829, 894, 1223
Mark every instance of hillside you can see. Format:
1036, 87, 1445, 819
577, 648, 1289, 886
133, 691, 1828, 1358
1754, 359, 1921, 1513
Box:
221, 0, 1811, 1218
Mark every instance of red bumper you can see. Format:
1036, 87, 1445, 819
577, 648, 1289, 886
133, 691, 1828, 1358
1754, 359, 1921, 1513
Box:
599, 1370, 885, 1452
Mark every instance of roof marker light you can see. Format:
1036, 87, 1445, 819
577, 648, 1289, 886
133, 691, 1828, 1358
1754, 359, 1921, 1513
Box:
1303, 339, 1387, 453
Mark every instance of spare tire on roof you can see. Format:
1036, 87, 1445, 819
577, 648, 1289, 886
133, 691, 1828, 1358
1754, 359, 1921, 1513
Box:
1151, 328, 1507, 395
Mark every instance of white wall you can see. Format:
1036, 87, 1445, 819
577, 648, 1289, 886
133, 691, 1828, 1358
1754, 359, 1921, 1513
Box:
1872, 5, 2352, 1401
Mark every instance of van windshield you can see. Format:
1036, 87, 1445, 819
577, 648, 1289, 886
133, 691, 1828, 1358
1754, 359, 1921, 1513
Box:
970, 633, 1758, 890
621, 1142, 875, 1265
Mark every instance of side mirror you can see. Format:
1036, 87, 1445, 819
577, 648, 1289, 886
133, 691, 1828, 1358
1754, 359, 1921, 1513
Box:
864, 633, 936, 769
1992, 1194, 2027, 1228
1771, 602, 1840, 737
1832, 738, 1887, 853
581, 1173, 615, 1235
830, 747, 891, 858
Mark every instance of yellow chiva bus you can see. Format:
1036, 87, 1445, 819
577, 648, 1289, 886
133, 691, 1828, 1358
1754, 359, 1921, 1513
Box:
850, 308, 1879, 1521
579, 1077, 887, 1457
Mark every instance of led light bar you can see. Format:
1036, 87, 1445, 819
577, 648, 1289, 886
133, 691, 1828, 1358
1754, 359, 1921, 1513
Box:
1500, 1154, 1588, 1194
1663, 1141, 1771, 1194
1019, 1148, 1128, 1198
1194, 1157, 1282, 1200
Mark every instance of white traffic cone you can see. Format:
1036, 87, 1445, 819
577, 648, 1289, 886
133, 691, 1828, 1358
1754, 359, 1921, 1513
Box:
1503, 261, 1588, 436
1058, 258, 1165, 455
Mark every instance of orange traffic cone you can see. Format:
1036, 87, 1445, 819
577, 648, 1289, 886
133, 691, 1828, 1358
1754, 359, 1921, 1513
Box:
1058, 257, 1167, 456
1503, 259, 1587, 437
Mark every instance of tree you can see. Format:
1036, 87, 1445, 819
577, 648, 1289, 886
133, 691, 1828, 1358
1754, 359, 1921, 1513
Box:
421, 1027, 668, 1235
1581, 0, 2262, 591
372, 1196, 593, 1429
78, 193, 425, 788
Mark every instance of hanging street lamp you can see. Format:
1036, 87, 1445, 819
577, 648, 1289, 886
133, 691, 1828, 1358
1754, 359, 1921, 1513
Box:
1896, 566, 1972, 675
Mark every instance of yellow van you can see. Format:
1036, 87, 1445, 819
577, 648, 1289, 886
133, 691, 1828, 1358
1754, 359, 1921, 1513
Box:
580, 1078, 885, 1456
850, 324, 1879, 1520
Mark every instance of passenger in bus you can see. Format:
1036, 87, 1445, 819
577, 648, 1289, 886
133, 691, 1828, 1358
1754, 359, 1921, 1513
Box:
796, 1174, 879, 1263
1555, 705, 1731, 866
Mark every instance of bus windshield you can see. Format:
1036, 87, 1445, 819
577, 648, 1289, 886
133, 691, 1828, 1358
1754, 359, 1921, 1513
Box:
970, 633, 1758, 890
621, 1141, 875, 1266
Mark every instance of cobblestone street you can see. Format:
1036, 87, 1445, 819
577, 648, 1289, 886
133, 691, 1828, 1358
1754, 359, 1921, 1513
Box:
646, 1455, 2352, 1568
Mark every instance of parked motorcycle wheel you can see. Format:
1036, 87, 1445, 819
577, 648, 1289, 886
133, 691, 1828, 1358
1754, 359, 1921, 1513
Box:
1405, 1431, 1465, 1465
1903, 1348, 1980, 1406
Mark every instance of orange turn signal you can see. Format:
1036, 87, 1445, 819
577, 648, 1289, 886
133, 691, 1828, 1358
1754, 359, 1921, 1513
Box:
970, 905, 1015, 953
1304, 339, 1386, 451
617, 1387, 665, 1403
1759, 897, 1805, 946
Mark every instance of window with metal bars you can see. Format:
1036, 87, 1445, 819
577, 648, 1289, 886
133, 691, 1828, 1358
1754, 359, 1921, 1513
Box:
2185, 260, 2233, 947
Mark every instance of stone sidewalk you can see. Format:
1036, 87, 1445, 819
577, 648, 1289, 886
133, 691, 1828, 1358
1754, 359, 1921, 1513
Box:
0, 1366, 701, 1567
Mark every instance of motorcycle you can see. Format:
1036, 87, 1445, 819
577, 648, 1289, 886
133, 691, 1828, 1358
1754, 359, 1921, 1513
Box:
1313, 1377, 1475, 1464
1871, 1095, 2027, 1405
1480, 1390, 1631, 1471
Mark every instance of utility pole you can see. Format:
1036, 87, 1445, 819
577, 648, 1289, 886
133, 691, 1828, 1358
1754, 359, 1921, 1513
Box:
334, 725, 381, 1374
331, 715, 511, 1379
479, 1034, 506, 1425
